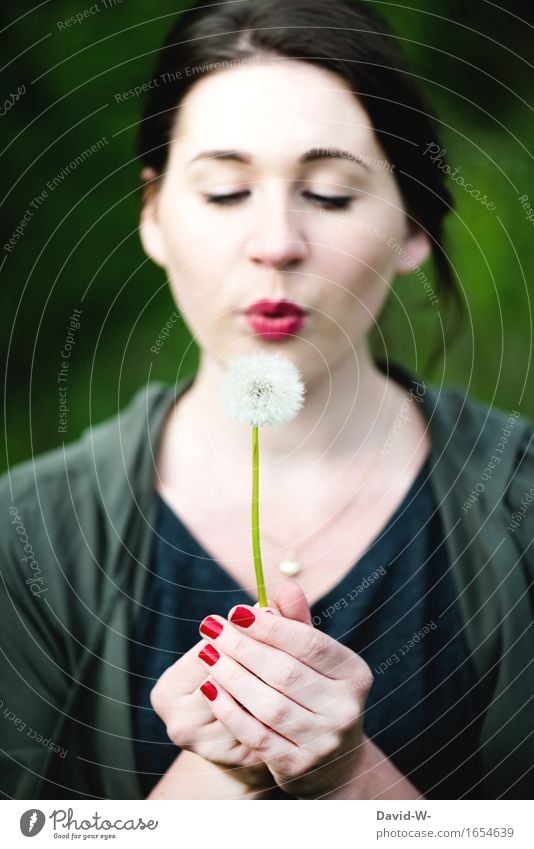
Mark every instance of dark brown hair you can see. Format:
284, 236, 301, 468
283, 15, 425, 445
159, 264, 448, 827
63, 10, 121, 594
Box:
138, 0, 464, 366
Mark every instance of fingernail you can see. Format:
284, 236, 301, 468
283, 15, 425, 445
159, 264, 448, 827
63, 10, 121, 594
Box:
200, 681, 218, 701
198, 644, 220, 666
229, 606, 256, 628
199, 616, 223, 639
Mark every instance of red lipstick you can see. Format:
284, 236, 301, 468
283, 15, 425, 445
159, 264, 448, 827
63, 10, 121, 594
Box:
243, 299, 307, 340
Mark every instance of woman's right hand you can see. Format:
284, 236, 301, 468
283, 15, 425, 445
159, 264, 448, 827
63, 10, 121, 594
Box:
150, 580, 312, 790
150, 632, 273, 788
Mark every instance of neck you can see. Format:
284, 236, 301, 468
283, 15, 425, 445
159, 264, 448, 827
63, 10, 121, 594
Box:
174, 344, 396, 468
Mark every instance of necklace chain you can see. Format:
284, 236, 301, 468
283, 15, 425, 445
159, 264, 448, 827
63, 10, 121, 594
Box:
164, 385, 405, 577
260, 400, 396, 575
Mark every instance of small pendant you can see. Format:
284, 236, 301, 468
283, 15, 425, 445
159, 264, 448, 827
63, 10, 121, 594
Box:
279, 551, 301, 576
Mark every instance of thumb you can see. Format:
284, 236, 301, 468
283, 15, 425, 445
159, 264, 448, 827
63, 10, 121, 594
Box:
273, 579, 312, 625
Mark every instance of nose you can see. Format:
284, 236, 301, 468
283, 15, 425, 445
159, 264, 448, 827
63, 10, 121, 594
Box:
245, 191, 308, 270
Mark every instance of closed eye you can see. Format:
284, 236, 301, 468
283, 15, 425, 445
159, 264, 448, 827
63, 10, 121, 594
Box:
203, 191, 354, 210
303, 192, 353, 210
204, 191, 249, 205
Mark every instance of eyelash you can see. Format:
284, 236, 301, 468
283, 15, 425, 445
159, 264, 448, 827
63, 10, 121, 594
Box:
203, 191, 353, 210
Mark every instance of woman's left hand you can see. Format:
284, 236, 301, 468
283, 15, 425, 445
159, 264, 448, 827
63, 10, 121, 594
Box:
197, 593, 374, 799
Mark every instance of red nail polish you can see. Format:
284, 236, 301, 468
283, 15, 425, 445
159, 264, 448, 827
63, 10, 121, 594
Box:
200, 681, 218, 701
198, 645, 220, 666
199, 616, 223, 639
229, 606, 256, 628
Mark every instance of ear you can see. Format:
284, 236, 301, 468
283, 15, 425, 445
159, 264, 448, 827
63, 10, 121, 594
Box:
138, 166, 168, 268
395, 225, 432, 275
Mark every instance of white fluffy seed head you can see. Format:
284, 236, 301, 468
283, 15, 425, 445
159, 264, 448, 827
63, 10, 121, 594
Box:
221, 351, 305, 427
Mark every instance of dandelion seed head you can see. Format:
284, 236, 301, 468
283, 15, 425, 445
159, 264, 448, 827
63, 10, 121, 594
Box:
221, 351, 305, 426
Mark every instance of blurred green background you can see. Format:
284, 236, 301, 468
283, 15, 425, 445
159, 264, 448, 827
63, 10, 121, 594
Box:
1, 0, 533, 472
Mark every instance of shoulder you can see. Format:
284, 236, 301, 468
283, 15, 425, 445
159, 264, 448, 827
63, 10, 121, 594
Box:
1, 381, 173, 509
0, 436, 85, 518
424, 379, 531, 467
381, 360, 529, 461
502, 416, 534, 534
0, 435, 89, 594
385, 359, 532, 487
424, 379, 534, 525
0, 381, 176, 595
426, 380, 525, 439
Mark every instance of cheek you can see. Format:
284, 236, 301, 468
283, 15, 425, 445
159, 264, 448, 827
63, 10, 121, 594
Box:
158, 189, 218, 269
347, 235, 396, 318
315, 197, 406, 276
167, 289, 223, 349
312, 222, 402, 335
316, 228, 396, 297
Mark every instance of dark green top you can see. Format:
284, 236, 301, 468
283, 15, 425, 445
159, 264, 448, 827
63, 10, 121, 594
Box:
1, 362, 533, 799
133, 457, 485, 799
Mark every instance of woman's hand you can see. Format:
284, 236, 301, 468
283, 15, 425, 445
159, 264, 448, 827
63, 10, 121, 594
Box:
149, 631, 274, 789
149, 581, 312, 792
196, 592, 374, 799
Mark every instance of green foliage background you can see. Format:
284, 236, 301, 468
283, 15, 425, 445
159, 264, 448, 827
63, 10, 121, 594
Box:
1, 0, 533, 472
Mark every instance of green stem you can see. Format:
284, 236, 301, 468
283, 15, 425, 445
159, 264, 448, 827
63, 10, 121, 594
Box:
252, 425, 268, 607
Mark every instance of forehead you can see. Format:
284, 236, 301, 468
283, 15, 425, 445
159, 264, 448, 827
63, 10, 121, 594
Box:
171, 58, 378, 164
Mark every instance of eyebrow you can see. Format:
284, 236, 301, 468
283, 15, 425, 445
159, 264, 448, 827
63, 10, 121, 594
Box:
187, 147, 371, 171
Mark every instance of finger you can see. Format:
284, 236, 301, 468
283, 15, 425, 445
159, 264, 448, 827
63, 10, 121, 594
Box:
150, 638, 219, 735
197, 623, 339, 714
198, 677, 303, 774
197, 639, 322, 744
156, 637, 215, 696
274, 580, 312, 625
165, 701, 262, 771
211, 606, 361, 680
190, 718, 264, 769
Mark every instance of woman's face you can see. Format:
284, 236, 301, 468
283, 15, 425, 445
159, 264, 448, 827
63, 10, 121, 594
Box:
140, 58, 430, 381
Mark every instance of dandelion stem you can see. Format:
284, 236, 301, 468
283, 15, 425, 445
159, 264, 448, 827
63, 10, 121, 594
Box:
252, 425, 268, 607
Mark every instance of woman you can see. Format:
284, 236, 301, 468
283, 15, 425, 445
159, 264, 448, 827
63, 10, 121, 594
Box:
1, 0, 532, 801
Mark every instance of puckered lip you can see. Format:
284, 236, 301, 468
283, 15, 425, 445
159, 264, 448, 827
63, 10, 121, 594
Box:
243, 299, 307, 317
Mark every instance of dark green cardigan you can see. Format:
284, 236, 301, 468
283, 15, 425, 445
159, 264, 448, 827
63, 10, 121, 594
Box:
1, 366, 533, 799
